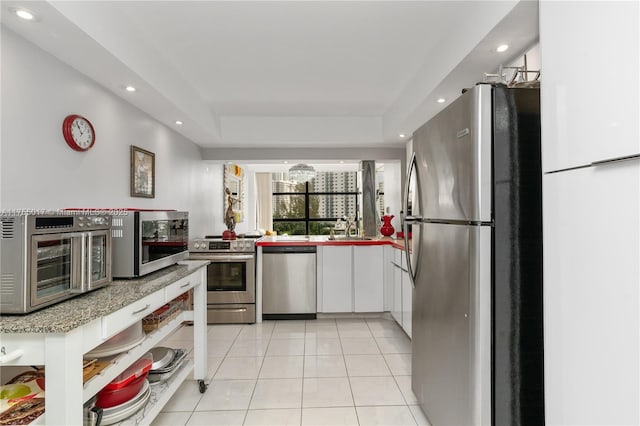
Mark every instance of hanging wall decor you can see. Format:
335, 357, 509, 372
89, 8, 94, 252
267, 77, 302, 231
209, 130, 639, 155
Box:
223, 163, 244, 224
130, 145, 155, 198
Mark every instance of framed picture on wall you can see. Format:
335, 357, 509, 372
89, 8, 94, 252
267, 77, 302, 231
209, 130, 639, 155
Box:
130, 145, 155, 198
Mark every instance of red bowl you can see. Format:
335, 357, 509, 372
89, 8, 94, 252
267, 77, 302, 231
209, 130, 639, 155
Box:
95, 373, 148, 409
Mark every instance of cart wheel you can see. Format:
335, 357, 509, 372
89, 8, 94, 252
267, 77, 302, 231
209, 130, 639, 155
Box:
198, 380, 207, 393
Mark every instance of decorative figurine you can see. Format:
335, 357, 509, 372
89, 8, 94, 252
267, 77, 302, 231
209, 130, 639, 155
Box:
223, 187, 238, 240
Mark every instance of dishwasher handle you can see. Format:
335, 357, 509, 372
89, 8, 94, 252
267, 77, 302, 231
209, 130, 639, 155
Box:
262, 245, 317, 254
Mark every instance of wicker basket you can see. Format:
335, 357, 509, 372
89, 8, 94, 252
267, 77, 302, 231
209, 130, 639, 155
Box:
142, 304, 181, 333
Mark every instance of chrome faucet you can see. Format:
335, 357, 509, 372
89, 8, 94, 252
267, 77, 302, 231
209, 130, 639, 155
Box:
343, 215, 356, 238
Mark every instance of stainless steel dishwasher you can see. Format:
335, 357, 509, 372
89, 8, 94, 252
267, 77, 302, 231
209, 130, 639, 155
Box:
262, 245, 317, 320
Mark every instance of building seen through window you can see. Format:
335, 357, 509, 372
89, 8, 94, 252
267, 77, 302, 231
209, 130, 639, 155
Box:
272, 171, 368, 235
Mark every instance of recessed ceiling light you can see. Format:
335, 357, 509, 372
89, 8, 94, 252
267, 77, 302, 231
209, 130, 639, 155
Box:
14, 8, 35, 21
175, 120, 183, 125
339, 161, 345, 164
437, 98, 446, 104
399, 134, 406, 138
496, 44, 509, 53
125, 85, 136, 92
283, 161, 289, 164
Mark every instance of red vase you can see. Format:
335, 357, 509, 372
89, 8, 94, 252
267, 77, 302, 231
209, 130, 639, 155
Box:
380, 215, 395, 237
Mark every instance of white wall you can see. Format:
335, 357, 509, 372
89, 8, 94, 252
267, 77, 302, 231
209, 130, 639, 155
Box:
0, 28, 215, 238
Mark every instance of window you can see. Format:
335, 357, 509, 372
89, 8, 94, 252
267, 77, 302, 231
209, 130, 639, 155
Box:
272, 171, 359, 235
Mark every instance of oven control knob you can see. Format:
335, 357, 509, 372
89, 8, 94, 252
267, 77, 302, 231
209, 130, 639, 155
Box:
194, 242, 201, 249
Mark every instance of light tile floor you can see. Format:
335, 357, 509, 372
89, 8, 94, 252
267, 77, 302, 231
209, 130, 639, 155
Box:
152, 317, 431, 426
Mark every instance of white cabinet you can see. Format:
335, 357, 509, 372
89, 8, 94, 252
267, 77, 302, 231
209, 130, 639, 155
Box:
392, 265, 402, 324
383, 245, 394, 312
543, 160, 639, 425
540, 1, 640, 172
389, 247, 412, 338
319, 246, 353, 312
0, 264, 208, 425
318, 245, 384, 313
391, 249, 402, 323
353, 246, 384, 312
541, 2, 640, 424
401, 269, 412, 338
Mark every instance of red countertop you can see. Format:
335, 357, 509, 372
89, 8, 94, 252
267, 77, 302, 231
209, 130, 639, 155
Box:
256, 235, 407, 250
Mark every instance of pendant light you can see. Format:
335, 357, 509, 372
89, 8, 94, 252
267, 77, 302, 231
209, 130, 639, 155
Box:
288, 163, 316, 182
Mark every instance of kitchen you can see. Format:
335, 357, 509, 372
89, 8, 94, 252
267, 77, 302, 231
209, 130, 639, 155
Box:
1, 1, 639, 426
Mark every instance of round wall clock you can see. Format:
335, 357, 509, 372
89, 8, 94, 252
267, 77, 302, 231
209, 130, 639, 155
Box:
62, 114, 95, 151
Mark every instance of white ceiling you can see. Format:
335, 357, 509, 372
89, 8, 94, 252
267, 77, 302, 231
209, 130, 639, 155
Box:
1, 0, 539, 149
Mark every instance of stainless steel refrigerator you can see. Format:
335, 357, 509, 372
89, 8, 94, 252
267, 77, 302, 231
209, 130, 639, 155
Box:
403, 83, 544, 426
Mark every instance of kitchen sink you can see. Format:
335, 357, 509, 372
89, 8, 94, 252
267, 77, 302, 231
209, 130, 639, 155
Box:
329, 236, 374, 241
275, 235, 309, 241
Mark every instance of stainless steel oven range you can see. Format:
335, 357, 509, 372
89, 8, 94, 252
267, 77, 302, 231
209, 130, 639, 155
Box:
188, 237, 256, 324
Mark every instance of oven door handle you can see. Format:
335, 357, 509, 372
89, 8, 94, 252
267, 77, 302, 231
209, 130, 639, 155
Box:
202, 255, 255, 262
207, 307, 248, 313
70, 232, 88, 294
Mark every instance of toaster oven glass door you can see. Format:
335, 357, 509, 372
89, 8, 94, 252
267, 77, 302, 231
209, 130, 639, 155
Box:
31, 233, 76, 306
30, 230, 111, 307
89, 230, 111, 288
140, 218, 188, 264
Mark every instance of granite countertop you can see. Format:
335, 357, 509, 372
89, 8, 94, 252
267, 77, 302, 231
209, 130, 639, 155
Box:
257, 235, 407, 250
0, 260, 208, 334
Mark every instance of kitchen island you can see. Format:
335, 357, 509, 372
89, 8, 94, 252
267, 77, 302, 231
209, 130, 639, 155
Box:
0, 261, 208, 425
255, 236, 408, 324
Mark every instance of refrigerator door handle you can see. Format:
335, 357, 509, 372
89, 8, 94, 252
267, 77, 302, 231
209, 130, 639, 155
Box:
404, 215, 424, 223
403, 152, 419, 288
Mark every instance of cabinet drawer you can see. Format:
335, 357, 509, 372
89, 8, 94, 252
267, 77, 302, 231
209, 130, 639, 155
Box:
165, 272, 198, 302
0, 335, 46, 365
101, 291, 164, 339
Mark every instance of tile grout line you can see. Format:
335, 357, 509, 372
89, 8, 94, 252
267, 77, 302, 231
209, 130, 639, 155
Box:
243, 322, 272, 425
300, 320, 307, 423
366, 318, 419, 425
336, 319, 362, 425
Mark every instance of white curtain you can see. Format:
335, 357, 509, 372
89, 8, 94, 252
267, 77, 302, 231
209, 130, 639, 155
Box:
255, 173, 273, 232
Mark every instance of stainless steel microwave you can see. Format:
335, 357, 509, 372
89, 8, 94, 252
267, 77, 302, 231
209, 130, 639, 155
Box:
111, 210, 188, 278
0, 212, 112, 314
